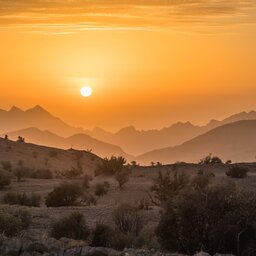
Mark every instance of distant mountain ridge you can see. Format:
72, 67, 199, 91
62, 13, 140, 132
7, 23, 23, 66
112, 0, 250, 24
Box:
85, 110, 256, 155
137, 120, 256, 165
1, 105, 256, 157
0, 105, 83, 137
4, 127, 132, 160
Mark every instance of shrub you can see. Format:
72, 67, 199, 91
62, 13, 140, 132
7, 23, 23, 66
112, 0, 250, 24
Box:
50, 212, 90, 240
0, 170, 11, 189
156, 183, 256, 255
82, 192, 98, 206
113, 204, 144, 236
61, 167, 83, 179
95, 156, 126, 176
0, 209, 31, 237
14, 167, 34, 182
3, 192, 41, 207
1, 161, 12, 172
82, 174, 92, 189
30, 169, 53, 179
199, 153, 223, 164
150, 170, 190, 205
226, 165, 248, 178
94, 183, 108, 197
45, 182, 82, 207
90, 224, 114, 247
115, 169, 130, 190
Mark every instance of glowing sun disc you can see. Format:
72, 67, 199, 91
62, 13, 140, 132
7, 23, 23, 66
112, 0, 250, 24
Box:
80, 86, 92, 97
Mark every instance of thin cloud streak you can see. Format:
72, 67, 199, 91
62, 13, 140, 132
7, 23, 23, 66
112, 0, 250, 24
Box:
0, 0, 255, 33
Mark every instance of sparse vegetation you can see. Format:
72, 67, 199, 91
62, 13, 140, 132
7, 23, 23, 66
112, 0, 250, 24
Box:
1, 161, 12, 172
226, 165, 248, 178
3, 192, 41, 207
30, 169, 53, 179
50, 212, 90, 240
113, 203, 144, 236
0, 170, 11, 189
95, 156, 126, 176
115, 169, 130, 190
199, 153, 223, 164
0, 209, 31, 237
45, 182, 82, 207
90, 224, 114, 247
94, 183, 108, 197
150, 170, 190, 205
82, 174, 92, 189
155, 172, 256, 255
17, 136, 25, 143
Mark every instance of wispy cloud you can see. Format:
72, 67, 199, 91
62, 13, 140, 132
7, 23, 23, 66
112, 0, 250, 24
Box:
0, 0, 255, 33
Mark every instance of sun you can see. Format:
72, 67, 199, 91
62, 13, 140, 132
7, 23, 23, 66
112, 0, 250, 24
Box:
80, 86, 93, 97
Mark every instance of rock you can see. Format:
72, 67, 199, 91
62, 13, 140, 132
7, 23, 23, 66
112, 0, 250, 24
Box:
64, 246, 82, 256
0, 238, 22, 256
194, 252, 211, 256
25, 241, 49, 253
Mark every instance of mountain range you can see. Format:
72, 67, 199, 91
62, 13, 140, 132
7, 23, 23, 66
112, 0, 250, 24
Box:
0, 105, 256, 164
137, 120, 256, 164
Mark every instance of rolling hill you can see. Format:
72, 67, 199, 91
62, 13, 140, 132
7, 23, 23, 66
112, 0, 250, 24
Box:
4, 127, 132, 160
137, 120, 256, 165
0, 137, 102, 175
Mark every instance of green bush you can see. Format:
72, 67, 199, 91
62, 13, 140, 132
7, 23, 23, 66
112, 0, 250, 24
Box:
30, 169, 53, 179
226, 165, 248, 178
3, 192, 41, 207
50, 212, 90, 240
45, 182, 82, 207
0, 170, 11, 189
94, 183, 108, 197
113, 204, 144, 236
0, 209, 31, 237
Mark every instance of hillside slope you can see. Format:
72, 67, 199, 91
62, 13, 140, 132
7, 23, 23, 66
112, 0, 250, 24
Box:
137, 120, 256, 164
4, 128, 132, 160
0, 137, 102, 175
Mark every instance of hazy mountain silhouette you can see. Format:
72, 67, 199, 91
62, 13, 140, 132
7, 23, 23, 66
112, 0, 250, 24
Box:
4, 127, 131, 160
86, 111, 256, 155
0, 105, 83, 137
1, 105, 256, 156
137, 120, 256, 165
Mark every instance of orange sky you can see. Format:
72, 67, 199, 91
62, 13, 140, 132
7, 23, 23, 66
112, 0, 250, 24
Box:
0, 0, 256, 131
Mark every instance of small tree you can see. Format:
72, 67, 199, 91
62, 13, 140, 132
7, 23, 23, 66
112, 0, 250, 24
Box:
95, 156, 126, 176
45, 182, 82, 207
82, 174, 92, 189
150, 170, 190, 205
50, 212, 90, 240
199, 153, 223, 164
115, 169, 130, 190
226, 165, 248, 179
17, 136, 25, 143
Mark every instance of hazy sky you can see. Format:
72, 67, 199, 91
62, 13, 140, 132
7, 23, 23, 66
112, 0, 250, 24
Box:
0, 0, 256, 131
